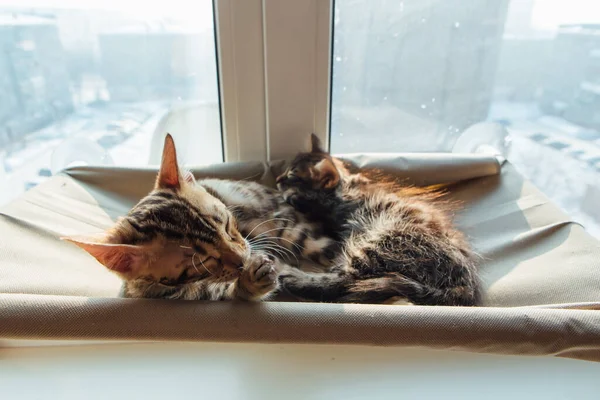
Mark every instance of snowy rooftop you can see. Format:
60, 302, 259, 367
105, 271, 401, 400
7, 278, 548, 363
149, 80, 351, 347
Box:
0, 13, 55, 27
559, 24, 600, 36
101, 20, 209, 35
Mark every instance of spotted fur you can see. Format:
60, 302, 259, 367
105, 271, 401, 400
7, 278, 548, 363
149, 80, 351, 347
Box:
65, 134, 336, 301
275, 134, 482, 306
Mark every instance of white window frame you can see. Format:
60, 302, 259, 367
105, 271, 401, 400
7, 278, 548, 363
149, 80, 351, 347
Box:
215, 0, 268, 162
215, 0, 333, 162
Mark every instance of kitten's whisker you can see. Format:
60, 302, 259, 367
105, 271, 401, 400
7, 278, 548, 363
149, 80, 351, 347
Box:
190, 253, 200, 273
244, 218, 285, 240
198, 256, 212, 275
249, 238, 291, 256
271, 236, 305, 253
250, 225, 307, 240
252, 239, 299, 264
248, 240, 283, 253
241, 171, 262, 181
248, 237, 289, 248
248, 236, 284, 246
279, 236, 305, 250
251, 244, 287, 260
251, 236, 300, 251
192, 253, 212, 275
248, 228, 305, 246
252, 243, 281, 254
250, 227, 287, 240
244, 218, 294, 240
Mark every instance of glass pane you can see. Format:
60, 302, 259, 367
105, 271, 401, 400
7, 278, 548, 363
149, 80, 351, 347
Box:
331, 0, 600, 238
0, 1, 221, 205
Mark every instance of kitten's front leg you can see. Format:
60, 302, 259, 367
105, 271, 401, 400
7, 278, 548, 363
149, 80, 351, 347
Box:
278, 266, 350, 303
236, 254, 279, 301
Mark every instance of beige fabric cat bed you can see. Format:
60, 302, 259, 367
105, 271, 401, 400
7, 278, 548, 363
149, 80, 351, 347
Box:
1, 154, 599, 361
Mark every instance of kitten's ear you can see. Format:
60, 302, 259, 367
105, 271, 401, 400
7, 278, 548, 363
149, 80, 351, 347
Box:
62, 236, 145, 280
313, 159, 340, 189
156, 133, 182, 190
310, 133, 327, 154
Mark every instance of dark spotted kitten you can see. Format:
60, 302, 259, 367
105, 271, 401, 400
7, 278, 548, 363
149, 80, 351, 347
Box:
275, 134, 481, 306
65, 134, 336, 301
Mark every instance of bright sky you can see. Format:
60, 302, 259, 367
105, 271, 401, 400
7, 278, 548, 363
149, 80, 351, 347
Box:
0, 0, 599, 31
0, 0, 214, 24
531, 0, 600, 30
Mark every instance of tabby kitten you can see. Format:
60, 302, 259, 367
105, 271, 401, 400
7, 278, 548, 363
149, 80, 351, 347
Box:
65, 134, 336, 301
275, 134, 481, 306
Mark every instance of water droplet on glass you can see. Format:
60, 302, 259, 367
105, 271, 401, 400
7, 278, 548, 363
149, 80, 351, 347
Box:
383, 96, 388, 100
431, 97, 436, 102
455, 128, 460, 133
454, 22, 460, 28
343, 86, 347, 92
421, 18, 426, 23
356, 117, 360, 121
340, 133, 344, 137
335, 56, 342, 62
448, 125, 453, 130
393, 33, 399, 38
421, 104, 427, 109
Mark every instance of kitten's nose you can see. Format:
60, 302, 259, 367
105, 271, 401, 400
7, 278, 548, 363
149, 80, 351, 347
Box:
222, 244, 250, 271
222, 250, 243, 269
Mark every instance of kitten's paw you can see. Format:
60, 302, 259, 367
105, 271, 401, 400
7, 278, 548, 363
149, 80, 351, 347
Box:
249, 255, 278, 287
238, 254, 278, 300
282, 191, 296, 205
286, 194, 310, 215
281, 189, 302, 207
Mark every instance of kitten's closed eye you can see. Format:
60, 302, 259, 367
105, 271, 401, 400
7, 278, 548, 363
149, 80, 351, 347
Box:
277, 172, 304, 187
225, 216, 239, 240
285, 175, 303, 185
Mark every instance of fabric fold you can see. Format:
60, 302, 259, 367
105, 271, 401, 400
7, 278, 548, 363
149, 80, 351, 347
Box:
1, 294, 599, 362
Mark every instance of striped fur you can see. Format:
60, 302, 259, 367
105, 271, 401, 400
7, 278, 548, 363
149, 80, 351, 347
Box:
275, 134, 482, 306
65, 134, 336, 301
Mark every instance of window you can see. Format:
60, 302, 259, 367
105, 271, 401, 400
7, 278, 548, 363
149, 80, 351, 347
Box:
330, 0, 600, 238
1, 0, 599, 239
0, 1, 222, 205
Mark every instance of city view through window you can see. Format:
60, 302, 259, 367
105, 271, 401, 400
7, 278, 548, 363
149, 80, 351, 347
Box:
0, 1, 221, 205
1, 0, 599, 238
331, 0, 600, 237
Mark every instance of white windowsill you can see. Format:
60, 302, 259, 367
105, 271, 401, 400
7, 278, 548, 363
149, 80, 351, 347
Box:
1, 342, 598, 399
